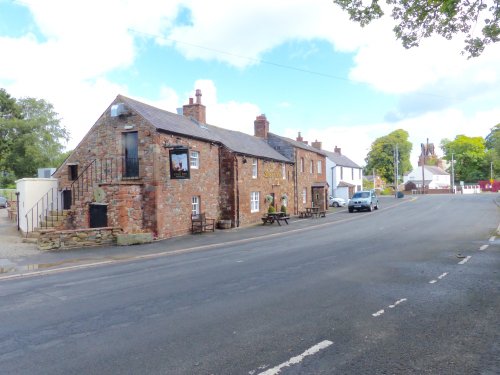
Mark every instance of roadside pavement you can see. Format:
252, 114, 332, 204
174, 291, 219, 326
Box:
0, 196, 412, 277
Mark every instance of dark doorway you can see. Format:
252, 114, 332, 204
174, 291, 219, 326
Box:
62, 190, 72, 210
68, 164, 78, 180
89, 204, 107, 228
123, 132, 139, 178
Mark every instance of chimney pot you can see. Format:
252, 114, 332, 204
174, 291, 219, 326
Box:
254, 114, 270, 138
183, 89, 206, 124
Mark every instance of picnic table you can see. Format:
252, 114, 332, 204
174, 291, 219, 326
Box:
261, 212, 290, 226
299, 207, 326, 218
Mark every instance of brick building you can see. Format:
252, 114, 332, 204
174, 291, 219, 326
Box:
53, 90, 306, 239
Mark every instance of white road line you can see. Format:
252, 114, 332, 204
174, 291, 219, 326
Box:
438, 272, 448, 280
429, 280, 437, 284
458, 255, 472, 265
388, 298, 407, 308
372, 309, 385, 317
479, 245, 489, 251
489, 236, 496, 242
257, 340, 333, 375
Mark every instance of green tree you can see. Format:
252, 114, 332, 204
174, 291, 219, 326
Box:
441, 135, 489, 182
333, 0, 500, 57
485, 123, 500, 180
0, 88, 22, 119
0, 90, 70, 185
365, 129, 413, 184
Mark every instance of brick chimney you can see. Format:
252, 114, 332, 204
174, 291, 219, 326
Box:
254, 114, 269, 138
312, 140, 322, 150
296, 132, 308, 144
334, 146, 341, 155
183, 89, 206, 124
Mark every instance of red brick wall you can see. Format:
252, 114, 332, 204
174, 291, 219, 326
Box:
295, 148, 328, 212
236, 156, 295, 225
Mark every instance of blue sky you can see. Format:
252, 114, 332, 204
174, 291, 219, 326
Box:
1, 0, 498, 167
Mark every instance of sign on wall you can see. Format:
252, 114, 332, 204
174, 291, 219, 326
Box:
169, 148, 190, 179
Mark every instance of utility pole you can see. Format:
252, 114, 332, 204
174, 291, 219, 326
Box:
394, 144, 399, 197
451, 152, 455, 193
421, 139, 427, 194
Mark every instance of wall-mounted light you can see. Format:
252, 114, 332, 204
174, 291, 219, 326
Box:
242, 157, 247, 164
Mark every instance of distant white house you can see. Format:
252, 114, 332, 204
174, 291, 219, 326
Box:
324, 146, 363, 201
403, 165, 450, 189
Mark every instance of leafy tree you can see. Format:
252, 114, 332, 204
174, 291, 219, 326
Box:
365, 129, 412, 184
0, 90, 70, 185
441, 135, 489, 182
0, 88, 22, 119
485, 123, 500, 179
333, 0, 500, 57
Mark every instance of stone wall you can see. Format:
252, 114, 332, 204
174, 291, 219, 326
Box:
37, 227, 122, 250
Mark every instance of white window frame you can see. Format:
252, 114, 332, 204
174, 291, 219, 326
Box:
282, 163, 286, 179
251, 191, 260, 213
191, 196, 200, 215
252, 158, 258, 179
190, 151, 199, 169
302, 188, 307, 204
310, 160, 314, 174
317, 160, 322, 174
300, 158, 304, 173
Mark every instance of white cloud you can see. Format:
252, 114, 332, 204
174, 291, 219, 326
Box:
287, 107, 498, 169
187, 79, 261, 134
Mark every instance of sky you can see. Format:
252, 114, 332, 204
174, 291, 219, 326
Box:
1, 0, 499, 169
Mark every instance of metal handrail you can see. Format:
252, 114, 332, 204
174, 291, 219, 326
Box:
24, 187, 62, 236
70, 158, 120, 205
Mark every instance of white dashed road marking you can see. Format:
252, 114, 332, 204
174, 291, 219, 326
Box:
372, 298, 407, 317
438, 272, 448, 280
429, 279, 437, 284
256, 340, 333, 375
489, 236, 496, 242
458, 255, 472, 265
388, 298, 407, 308
479, 245, 489, 251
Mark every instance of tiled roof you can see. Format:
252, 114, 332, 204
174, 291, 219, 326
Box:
425, 165, 449, 175
323, 150, 361, 169
267, 133, 327, 156
119, 95, 291, 162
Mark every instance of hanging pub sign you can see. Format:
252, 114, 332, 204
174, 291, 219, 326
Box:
169, 147, 190, 179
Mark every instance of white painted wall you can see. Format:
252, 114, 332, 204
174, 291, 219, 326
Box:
326, 159, 363, 200
16, 178, 59, 234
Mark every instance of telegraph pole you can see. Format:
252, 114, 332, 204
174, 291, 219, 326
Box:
451, 152, 455, 193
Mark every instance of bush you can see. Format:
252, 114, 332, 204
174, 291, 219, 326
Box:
280, 205, 287, 214
268, 205, 276, 213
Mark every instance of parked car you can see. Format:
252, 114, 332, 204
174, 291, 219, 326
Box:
348, 190, 379, 212
0, 196, 8, 208
329, 196, 346, 207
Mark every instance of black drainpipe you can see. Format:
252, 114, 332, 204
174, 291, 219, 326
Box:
234, 154, 240, 227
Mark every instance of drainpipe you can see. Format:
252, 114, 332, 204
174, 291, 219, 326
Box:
234, 154, 240, 227
331, 166, 334, 197
294, 149, 298, 215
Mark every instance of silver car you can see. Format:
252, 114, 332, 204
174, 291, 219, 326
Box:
348, 190, 379, 212
0, 196, 8, 208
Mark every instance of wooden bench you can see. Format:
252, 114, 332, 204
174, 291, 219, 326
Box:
191, 213, 215, 233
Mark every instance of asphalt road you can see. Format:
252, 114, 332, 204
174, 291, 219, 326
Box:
0, 194, 499, 374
